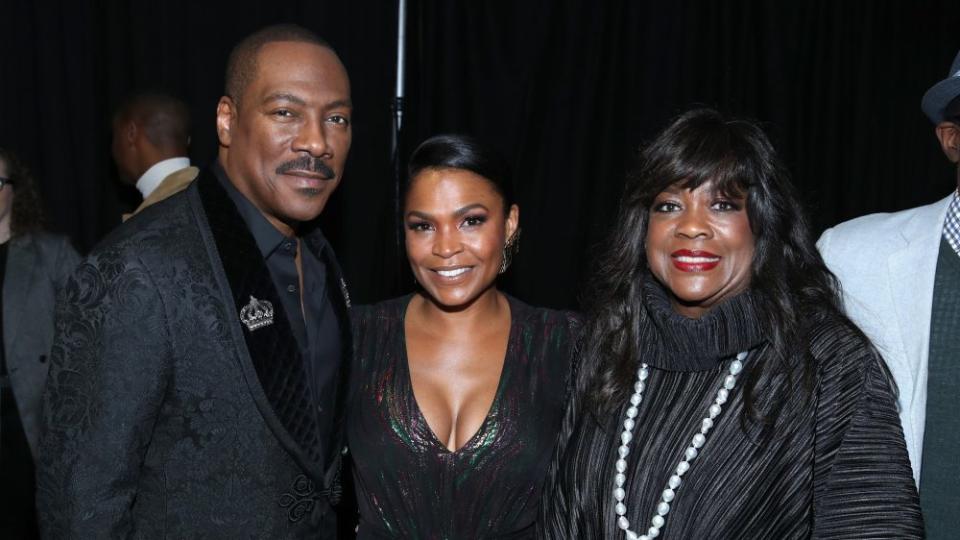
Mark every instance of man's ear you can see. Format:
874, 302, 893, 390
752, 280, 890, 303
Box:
216, 96, 236, 147
123, 120, 138, 146
935, 121, 960, 164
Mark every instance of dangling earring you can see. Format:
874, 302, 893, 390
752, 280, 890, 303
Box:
498, 227, 522, 274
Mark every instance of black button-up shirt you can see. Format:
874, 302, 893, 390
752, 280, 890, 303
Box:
214, 162, 341, 454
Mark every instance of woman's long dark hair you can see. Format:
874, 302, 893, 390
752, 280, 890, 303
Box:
585, 108, 845, 428
0, 147, 44, 236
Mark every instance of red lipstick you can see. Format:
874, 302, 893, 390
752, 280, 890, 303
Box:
671, 249, 721, 272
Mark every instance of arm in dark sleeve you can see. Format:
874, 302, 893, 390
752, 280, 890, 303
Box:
537, 313, 586, 539
36, 249, 172, 539
812, 340, 923, 539
536, 392, 581, 539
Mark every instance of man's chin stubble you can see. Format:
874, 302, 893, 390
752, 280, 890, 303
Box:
295, 187, 323, 197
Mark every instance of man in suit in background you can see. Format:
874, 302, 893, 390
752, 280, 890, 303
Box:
38, 24, 353, 538
111, 91, 199, 220
818, 49, 960, 536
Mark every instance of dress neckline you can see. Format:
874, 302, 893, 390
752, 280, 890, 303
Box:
639, 276, 766, 372
399, 292, 518, 454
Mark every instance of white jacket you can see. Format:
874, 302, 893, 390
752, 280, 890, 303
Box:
817, 194, 952, 487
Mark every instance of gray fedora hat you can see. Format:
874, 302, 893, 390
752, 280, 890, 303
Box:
921, 49, 960, 124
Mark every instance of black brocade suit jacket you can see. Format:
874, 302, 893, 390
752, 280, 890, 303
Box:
36, 168, 352, 539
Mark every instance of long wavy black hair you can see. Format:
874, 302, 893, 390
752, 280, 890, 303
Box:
0, 147, 44, 236
584, 108, 846, 428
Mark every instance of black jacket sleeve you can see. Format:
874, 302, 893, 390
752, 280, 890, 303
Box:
36, 247, 173, 539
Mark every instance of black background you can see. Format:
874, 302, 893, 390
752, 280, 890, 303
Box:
1, 0, 959, 309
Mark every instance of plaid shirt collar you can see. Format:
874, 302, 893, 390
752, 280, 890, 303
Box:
943, 189, 960, 256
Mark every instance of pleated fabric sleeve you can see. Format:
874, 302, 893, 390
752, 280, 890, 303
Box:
809, 319, 923, 538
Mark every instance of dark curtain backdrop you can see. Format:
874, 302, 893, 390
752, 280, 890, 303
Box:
2, 1, 959, 309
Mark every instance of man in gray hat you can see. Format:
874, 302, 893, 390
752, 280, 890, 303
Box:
818, 50, 960, 535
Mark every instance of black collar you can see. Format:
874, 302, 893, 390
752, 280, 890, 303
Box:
212, 160, 329, 259
640, 275, 766, 372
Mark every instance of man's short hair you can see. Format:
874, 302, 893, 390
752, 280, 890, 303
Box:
225, 24, 332, 105
114, 92, 191, 152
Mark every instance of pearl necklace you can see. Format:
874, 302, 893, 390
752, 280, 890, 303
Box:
613, 351, 748, 540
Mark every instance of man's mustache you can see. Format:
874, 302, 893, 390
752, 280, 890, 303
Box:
275, 156, 335, 179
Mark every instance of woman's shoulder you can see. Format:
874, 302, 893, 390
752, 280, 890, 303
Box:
10, 232, 80, 281
507, 293, 583, 334
803, 307, 889, 389
11, 231, 73, 254
805, 307, 875, 361
349, 294, 411, 328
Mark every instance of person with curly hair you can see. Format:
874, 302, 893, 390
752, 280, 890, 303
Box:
0, 147, 79, 538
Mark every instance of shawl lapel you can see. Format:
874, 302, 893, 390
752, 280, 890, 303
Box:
193, 168, 326, 484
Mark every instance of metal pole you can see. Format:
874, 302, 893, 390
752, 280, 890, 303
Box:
391, 0, 407, 285
395, 0, 406, 132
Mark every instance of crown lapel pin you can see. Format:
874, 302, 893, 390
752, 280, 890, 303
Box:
240, 295, 274, 331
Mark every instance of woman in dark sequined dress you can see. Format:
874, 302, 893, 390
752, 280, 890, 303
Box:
347, 135, 580, 539
539, 109, 922, 539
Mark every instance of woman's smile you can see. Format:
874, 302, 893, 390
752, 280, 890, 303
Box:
432, 265, 474, 280
670, 249, 721, 272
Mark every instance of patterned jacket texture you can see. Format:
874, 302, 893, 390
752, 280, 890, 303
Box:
36, 168, 351, 539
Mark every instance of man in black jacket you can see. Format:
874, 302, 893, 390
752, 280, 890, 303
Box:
37, 24, 353, 538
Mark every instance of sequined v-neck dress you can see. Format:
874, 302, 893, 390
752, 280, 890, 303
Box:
347, 294, 581, 539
